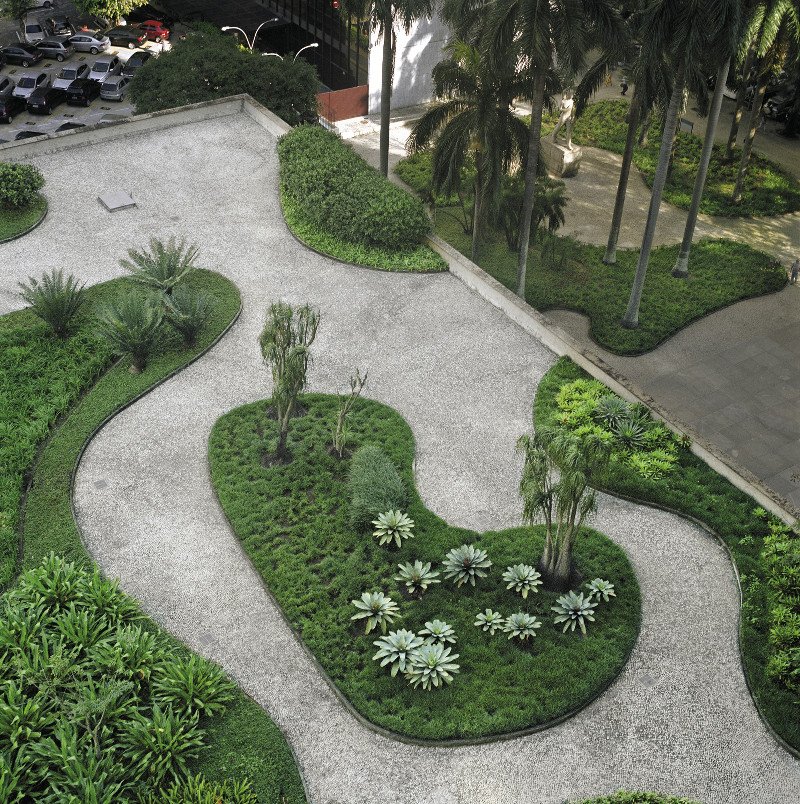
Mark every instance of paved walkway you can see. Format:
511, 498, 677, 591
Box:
4, 113, 797, 802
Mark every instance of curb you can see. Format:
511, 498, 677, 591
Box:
0, 197, 48, 244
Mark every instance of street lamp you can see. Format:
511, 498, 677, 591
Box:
262, 42, 319, 62
221, 19, 279, 53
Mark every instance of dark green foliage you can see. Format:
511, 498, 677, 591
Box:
139, 774, 257, 803
18, 269, 87, 338
535, 357, 800, 750
209, 394, 641, 740
128, 29, 318, 125
348, 444, 407, 528
278, 126, 431, 250
0, 163, 44, 210
0, 194, 47, 242
576, 794, 701, 804
95, 291, 164, 373
165, 287, 215, 347
121, 237, 199, 295
153, 656, 235, 718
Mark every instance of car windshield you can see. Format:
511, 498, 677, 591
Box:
61, 69, 76, 78
95, 63, 109, 72
102, 82, 116, 90
18, 77, 35, 88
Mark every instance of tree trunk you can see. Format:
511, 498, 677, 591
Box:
638, 108, 652, 146
471, 159, 482, 262
725, 45, 755, 161
550, 543, 574, 591
604, 92, 642, 265
673, 59, 730, 278
732, 67, 767, 203
379, 9, 393, 177
622, 62, 686, 329
515, 67, 547, 297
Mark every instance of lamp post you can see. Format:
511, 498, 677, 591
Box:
221, 19, 279, 53
262, 42, 319, 62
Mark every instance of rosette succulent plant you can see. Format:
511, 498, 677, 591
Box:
394, 561, 440, 595
405, 642, 460, 690
442, 544, 492, 587
474, 608, 504, 635
552, 590, 596, 635
372, 629, 424, 676
372, 510, 415, 548
586, 578, 616, 602
501, 564, 543, 599
350, 591, 400, 634
419, 619, 456, 645
502, 612, 542, 641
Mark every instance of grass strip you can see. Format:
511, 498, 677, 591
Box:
0, 194, 47, 242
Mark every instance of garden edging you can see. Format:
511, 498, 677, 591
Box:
0, 197, 48, 244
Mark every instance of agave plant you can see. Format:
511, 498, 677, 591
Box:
350, 591, 400, 634
502, 564, 543, 599
18, 269, 87, 338
120, 237, 200, 295
586, 578, 616, 603
405, 642, 460, 690
592, 394, 633, 429
474, 609, 504, 635
394, 561, 440, 595
610, 416, 649, 449
372, 629, 424, 676
502, 612, 542, 642
552, 590, 596, 635
419, 619, 456, 645
372, 510, 415, 548
442, 544, 492, 587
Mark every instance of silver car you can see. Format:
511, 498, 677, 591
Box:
89, 55, 121, 82
35, 37, 74, 61
52, 62, 90, 89
99, 74, 131, 102
0, 76, 15, 98
68, 31, 110, 54
12, 71, 50, 99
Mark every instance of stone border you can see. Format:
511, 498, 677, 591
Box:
0, 196, 48, 244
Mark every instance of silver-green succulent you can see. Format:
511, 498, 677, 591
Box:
372, 510, 415, 548
350, 591, 400, 634
405, 642, 460, 690
502, 612, 542, 641
552, 590, 596, 635
394, 561, 440, 595
501, 564, 543, 598
442, 544, 492, 587
419, 619, 456, 645
586, 577, 616, 602
372, 629, 424, 676
474, 608, 504, 635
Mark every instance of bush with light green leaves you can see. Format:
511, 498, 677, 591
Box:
394, 560, 440, 595
404, 643, 460, 690
442, 544, 492, 588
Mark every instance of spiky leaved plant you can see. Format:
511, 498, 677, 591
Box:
372, 629, 424, 676
350, 591, 400, 634
474, 609, 504, 635
394, 561, 440, 595
502, 612, 542, 642
442, 544, 492, 588
163, 285, 214, 347
94, 291, 163, 373
405, 643, 460, 691
18, 269, 87, 338
592, 394, 633, 429
552, 590, 596, 635
331, 369, 367, 458
586, 578, 616, 603
120, 237, 199, 295
419, 619, 456, 645
502, 564, 543, 599
372, 510, 415, 548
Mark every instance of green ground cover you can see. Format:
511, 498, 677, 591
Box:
7, 270, 306, 802
541, 99, 800, 217
0, 194, 47, 242
577, 794, 700, 804
535, 357, 800, 751
209, 394, 641, 741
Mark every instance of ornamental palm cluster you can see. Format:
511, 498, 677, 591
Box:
394, 561, 440, 595
502, 564, 543, 599
442, 544, 492, 587
372, 510, 415, 548
350, 591, 400, 634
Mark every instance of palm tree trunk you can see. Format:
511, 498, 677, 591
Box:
673, 59, 730, 278
725, 45, 755, 161
732, 67, 767, 203
471, 161, 482, 262
379, 9, 393, 177
516, 68, 547, 297
604, 92, 642, 265
622, 62, 686, 329
638, 108, 652, 146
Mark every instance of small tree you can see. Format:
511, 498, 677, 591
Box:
331, 369, 368, 458
72, 0, 147, 26
259, 302, 320, 461
516, 427, 610, 591
95, 292, 163, 373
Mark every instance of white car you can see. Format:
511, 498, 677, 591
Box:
52, 62, 90, 90
88, 55, 121, 82
12, 72, 50, 100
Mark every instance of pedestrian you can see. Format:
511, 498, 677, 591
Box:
790, 257, 799, 284
620, 77, 629, 96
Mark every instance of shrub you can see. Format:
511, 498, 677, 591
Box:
153, 655, 235, 718
405, 643, 460, 690
442, 544, 492, 587
350, 591, 400, 634
552, 590, 597, 635
419, 619, 456, 645
17, 269, 86, 338
372, 629, 424, 677
394, 561, 440, 595
348, 444, 406, 528
278, 125, 430, 250
575, 794, 701, 804
0, 163, 44, 209
120, 237, 199, 295
372, 510, 415, 548
164, 286, 214, 347
502, 564, 543, 598
95, 291, 164, 373
139, 774, 258, 803
474, 608, 504, 635
502, 612, 542, 642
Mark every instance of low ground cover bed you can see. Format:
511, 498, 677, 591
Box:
576, 794, 700, 804
535, 357, 800, 751
209, 394, 641, 741
0, 194, 47, 242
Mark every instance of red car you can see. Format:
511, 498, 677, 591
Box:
138, 20, 170, 41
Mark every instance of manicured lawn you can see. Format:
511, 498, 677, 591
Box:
535, 357, 800, 752
577, 794, 700, 804
209, 394, 641, 741
0, 194, 47, 242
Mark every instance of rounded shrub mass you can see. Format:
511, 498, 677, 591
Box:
0, 163, 44, 209
278, 126, 431, 250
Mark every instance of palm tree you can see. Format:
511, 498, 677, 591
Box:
407, 40, 530, 261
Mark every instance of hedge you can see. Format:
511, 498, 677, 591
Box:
0, 163, 44, 209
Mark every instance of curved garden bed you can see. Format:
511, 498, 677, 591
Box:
0, 193, 47, 243
209, 394, 641, 741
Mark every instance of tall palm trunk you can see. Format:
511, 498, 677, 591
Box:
732, 66, 767, 203
604, 92, 642, 265
622, 62, 686, 329
471, 157, 483, 262
725, 44, 755, 161
379, 8, 393, 177
638, 107, 652, 146
673, 59, 730, 278
516, 68, 547, 297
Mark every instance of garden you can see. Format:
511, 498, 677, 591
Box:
0, 163, 48, 243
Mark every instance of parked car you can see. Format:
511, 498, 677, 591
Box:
15, 130, 46, 140
27, 85, 67, 114
26, 0, 56, 10
1, 44, 44, 67
52, 62, 90, 90
89, 55, 121, 82
0, 95, 25, 124
55, 121, 85, 132
0, 76, 15, 98
35, 38, 74, 61
104, 26, 147, 49
100, 74, 130, 101
45, 14, 74, 36
68, 31, 110, 54
138, 20, 170, 42
121, 49, 154, 76
65, 78, 101, 106
22, 18, 51, 43
12, 71, 50, 99
126, 5, 175, 27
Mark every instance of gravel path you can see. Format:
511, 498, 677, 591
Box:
6, 112, 798, 803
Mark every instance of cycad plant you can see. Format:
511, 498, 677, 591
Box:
95, 292, 163, 373
120, 237, 200, 295
163, 286, 214, 347
18, 269, 86, 338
